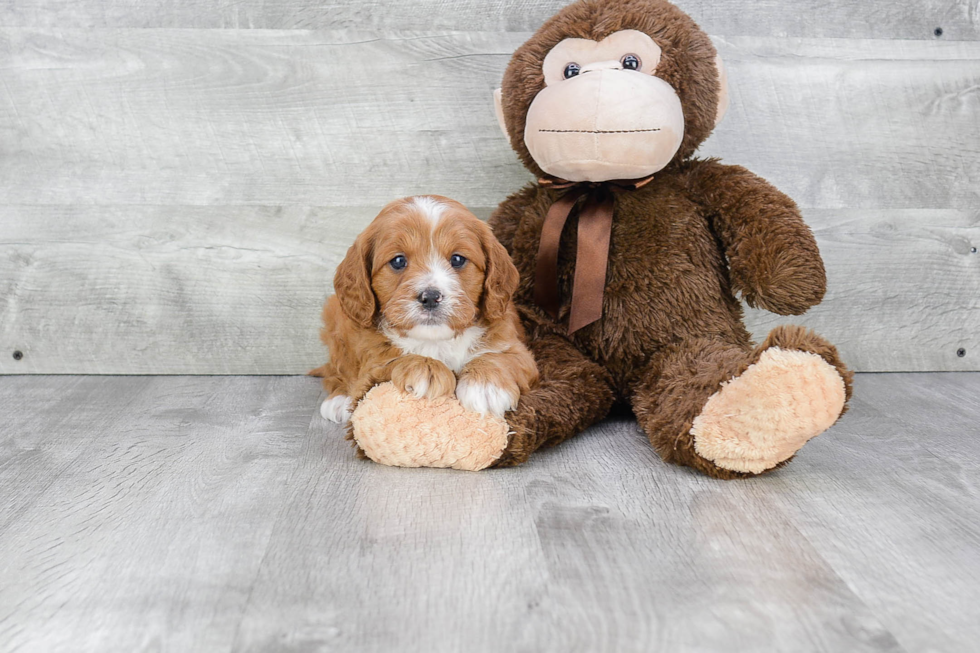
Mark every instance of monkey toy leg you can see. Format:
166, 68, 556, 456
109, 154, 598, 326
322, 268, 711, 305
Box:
630, 326, 853, 479
493, 334, 617, 467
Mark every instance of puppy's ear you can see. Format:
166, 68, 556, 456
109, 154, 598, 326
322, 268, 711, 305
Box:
478, 222, 519, 322
333, 231, 377, 328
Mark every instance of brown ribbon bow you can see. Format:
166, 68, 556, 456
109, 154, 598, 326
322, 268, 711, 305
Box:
534, 175, 654, 334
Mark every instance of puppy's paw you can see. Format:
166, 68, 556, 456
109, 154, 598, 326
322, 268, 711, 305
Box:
321, 394, 353, 423
456, 377, 519, 418
390, 355, 456, 400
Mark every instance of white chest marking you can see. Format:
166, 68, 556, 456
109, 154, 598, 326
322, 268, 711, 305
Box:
384, 325, 488, 373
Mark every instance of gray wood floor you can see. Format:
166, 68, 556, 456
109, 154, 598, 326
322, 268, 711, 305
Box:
0, 373, 978, 653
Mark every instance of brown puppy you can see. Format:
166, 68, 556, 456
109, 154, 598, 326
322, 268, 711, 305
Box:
318, 196, 538, 423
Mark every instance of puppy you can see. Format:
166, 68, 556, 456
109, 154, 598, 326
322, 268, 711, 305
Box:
317, 195, 538, 423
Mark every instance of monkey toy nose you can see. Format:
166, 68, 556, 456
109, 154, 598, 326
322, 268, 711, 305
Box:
579, 59, 623, 74
418, 288, 443, 310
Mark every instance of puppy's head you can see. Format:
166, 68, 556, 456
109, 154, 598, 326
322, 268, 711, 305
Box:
333, 196, 518, 339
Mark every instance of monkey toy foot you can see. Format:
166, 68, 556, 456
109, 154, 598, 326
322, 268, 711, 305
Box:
691, 342, 848, 475
348, 383, 510, 471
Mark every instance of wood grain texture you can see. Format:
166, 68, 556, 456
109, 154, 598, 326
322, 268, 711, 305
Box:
0, 205, 357, 374
0, 376, 151, 533
0, 0, 978, 40
743, 209, 980, 373
2, 205, 976, 374
704, 37, 980, 212
1, 31, 978, 209
750, 373, 980, 653
0, 28, 528, 207
1, 373, 979, 651
0, 29, 978, 373
0, 375, 317, 652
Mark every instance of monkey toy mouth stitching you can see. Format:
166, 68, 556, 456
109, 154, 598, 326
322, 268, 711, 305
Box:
538, 128, 662, 134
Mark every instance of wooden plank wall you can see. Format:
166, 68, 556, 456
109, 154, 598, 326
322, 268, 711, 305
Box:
0, 1, 978, 374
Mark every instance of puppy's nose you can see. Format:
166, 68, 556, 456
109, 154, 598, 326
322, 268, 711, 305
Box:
418, 288, 443, 311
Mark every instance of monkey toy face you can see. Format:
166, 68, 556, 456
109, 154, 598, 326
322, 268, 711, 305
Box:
525, 29, 685, 182
494, 0, 729, 183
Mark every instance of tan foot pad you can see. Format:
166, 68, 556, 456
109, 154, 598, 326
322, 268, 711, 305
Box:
350, 382, 510, 471
691, 348, 846, 474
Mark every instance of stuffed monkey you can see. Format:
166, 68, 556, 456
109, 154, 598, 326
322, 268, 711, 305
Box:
348, 0, 852, 478
485, 0, 853, 478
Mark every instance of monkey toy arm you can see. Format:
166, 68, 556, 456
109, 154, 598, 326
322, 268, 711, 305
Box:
686, 159, 826, 316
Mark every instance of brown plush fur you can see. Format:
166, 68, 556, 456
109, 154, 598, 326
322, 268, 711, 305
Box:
489, 0, 852, 477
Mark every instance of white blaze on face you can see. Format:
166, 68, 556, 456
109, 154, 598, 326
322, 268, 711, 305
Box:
404, 196, 462, 325
412, 195, 445, 225
417, 253, 457, 298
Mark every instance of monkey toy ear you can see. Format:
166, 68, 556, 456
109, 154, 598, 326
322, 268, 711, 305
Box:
714, 54, 730, 126
493, 88, 509, 140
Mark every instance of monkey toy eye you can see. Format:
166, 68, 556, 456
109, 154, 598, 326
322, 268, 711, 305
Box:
390, 255, 407, 270
450, 254, 467, 269
621, 54, 641, 70
563, 62, 581, 79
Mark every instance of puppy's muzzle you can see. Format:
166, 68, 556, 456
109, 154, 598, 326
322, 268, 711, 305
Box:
418, 287, 443, 312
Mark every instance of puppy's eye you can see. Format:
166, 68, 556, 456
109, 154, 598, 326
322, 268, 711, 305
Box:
563, 63, 581, 79
450, 254, 467, 269
389, 255, 407, 271
621, 54, 641, 71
